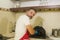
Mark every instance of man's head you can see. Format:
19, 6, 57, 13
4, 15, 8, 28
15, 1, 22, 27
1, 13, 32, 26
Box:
26, 8, 37, 19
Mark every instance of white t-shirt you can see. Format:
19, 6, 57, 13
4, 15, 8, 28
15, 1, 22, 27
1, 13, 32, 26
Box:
15, 15, 30, 40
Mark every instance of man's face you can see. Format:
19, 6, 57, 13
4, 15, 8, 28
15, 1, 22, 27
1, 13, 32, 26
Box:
27, 9, 36, 19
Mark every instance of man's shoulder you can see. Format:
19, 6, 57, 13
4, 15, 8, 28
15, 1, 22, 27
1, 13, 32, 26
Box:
20, 15, 28, 18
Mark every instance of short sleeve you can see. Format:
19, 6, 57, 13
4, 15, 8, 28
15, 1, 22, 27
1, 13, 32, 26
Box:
24, 17, 31, 25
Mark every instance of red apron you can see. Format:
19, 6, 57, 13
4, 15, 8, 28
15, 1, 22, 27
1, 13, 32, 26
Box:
20, 31, 30, 40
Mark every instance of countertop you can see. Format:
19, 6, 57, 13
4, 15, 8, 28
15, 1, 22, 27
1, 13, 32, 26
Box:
7, 37, 48, 40
7, 37, 60, 40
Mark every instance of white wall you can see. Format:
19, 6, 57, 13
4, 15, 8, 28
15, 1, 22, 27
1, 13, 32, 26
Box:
20, 0, 60, 7
0, 0, 13, 8
20, 1, 40, 7
0, 0, 60, 8
47, 0, 60, 5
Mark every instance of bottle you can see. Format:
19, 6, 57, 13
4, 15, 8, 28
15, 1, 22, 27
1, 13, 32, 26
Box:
58, 29, 60, 37
52, 29, 58, 37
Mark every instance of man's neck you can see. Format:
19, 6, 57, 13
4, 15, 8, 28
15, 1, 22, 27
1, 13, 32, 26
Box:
26, 14, 31, 19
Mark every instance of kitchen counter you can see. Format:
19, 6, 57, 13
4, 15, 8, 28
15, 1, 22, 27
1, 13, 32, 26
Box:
49, 36, 60, 40
7, 38, 49, 40
7, 37, 51, 40
7, 36, 60, 40
30, 37, 54, 40
30, 38, 48, 40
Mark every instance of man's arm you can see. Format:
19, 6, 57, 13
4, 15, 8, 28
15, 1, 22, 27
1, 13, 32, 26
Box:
26, 25, 35, 35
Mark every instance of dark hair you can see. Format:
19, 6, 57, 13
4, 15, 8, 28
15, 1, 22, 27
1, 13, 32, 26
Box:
26, 8, 37, 13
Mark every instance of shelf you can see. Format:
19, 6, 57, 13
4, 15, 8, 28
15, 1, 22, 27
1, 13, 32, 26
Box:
10, 5, 60, 12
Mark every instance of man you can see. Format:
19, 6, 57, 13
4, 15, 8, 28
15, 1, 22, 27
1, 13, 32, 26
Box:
15, 8, 37, 40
